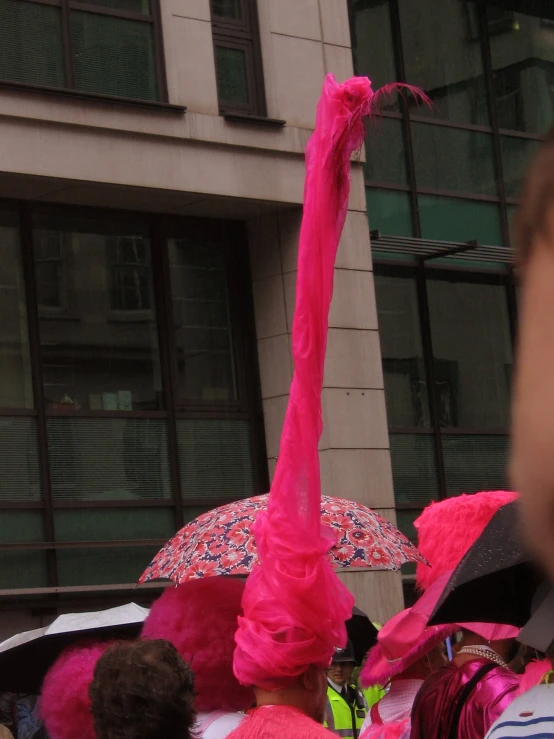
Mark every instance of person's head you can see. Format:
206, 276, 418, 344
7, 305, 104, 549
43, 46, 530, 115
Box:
141, 577, 253, 712
326, 642, 356, 687
254, 664, 328, 724
400, 642, 448, 680
90, 640, 195, 739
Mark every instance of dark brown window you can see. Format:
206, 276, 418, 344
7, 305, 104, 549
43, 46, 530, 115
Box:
0, 0, 167, 102
0, 203, 267, 592
210, 0, 267, 116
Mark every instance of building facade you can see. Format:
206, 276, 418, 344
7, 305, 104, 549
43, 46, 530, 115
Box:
0, 0, 549, 637
349, 0, 551, 598
0, 0, 399, 636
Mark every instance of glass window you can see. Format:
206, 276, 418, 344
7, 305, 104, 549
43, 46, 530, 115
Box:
215, 44, 251, 108
0, 0, 162, 101
33, 219, 163, 412
365, 118, 409, 185
501, 135, 540, 199
54, 508, 174, 541
375, 275, 430, 427
399, 0, 489, 125
418, 196, 503, 245
177, 418, 255, 501
71, 11, 158, 100
442, 433, 509, 496
57, 544, 160, 586
366, 189, 413, 237
0, 0, 65, 88
390, 435, 439, 504
489, 6, 554, 134
212, 0, 243, 20
348, 0, 397, 91
47, 418, 172, 501
168, 239, 237, 403
0, 212, 33, 409
0, 512, 47, 589
412, 124, 497, 196
0, 418, 41, 501
427, 279, 512, 428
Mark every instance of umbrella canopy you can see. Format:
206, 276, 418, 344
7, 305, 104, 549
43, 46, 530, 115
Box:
139, 494, 425, 585
347, 607, 379, 665
429, 502, 542, 629
0, 602, 148, 693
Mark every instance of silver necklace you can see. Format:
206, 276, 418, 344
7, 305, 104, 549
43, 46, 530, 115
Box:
458, 646, 507, 668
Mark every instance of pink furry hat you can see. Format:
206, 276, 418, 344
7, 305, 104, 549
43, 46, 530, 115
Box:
141, 577, 254, 712
360, 606, 453, 687
40, 641, 113, 739
414, 491, 518, 592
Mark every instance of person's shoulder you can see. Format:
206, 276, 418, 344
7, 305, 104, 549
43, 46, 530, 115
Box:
485, 685, 554, 738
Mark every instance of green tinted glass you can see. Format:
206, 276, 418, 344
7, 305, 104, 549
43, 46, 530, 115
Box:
501, 135, 540, 199
0, 0, 65, 87
418, 195, 503, 245
211, 0, 242, 20
412, 124, 497, 196
365, 118, 408, 185
54, 508, 175, 541
366, 189, 413, 236
348, 0, 396, 92
389, 434, 439, 505
57, 545, 160, 586
442, 434, 509, 496
215, 46, 250, 105
71, 10, 158, 100
81, 0, 151, 13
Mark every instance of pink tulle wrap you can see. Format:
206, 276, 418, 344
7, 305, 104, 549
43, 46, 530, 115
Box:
40, 641, 113, 739
233, 74, 427, 691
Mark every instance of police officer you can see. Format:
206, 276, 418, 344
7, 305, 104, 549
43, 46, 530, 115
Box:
324, 641, 367, 739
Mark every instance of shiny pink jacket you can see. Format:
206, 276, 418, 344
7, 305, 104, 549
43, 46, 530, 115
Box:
410, 659, 519, 739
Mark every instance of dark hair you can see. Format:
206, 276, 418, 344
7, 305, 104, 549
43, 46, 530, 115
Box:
90, 640, 196, 739
515, 125, 554, 268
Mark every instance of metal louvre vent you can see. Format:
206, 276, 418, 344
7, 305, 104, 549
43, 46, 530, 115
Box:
442, 434, 509, 497
371, 231, 515, 265
390, 433, 439, 506
0, 418, 41, 501
47, 417, 172, 501
177, 418, 255, 501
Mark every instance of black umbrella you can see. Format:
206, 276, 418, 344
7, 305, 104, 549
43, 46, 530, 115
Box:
429, 501, 543, 628
346, 606, 378, 664
0, 603, 148, 694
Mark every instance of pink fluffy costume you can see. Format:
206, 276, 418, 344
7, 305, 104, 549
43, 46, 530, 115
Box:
410, 491, 520, 739
227, 73, 427, 739
141, 577, 254, 738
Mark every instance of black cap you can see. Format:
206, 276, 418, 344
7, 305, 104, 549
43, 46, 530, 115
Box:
332, 640, 356, 664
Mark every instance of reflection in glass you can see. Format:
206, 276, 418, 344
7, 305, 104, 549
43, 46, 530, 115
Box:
427, 280, 512, 428
348, 0, 397, 94
501, 135, 540, 199
489, 8, 554, 134
399, 0, 489, 125
418, 195, 503, 245
366, 189, 413, 237
0, 213, 33, 409
33, 223, 163, 411
442, 433, 509, 496
365, 117, 408, 185
412, 124, 497, 196
211, 0, 243, 20
375, 275, 430, 427
168, 240, 237, 402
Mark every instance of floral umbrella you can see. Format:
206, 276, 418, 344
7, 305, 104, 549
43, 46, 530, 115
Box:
139, 494, 426, 584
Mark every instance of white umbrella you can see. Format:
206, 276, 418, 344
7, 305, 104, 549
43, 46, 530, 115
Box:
0, 602, 149, 693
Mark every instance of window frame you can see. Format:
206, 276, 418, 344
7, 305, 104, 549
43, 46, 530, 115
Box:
0, 199, 269, 593
1, 0, 168, 103
209, 0, 268, 117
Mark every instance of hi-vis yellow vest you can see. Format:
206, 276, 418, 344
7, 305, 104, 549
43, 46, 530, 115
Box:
324, 684, 366, 739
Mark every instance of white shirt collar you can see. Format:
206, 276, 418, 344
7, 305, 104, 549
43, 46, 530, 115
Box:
328, 678, 345, 694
